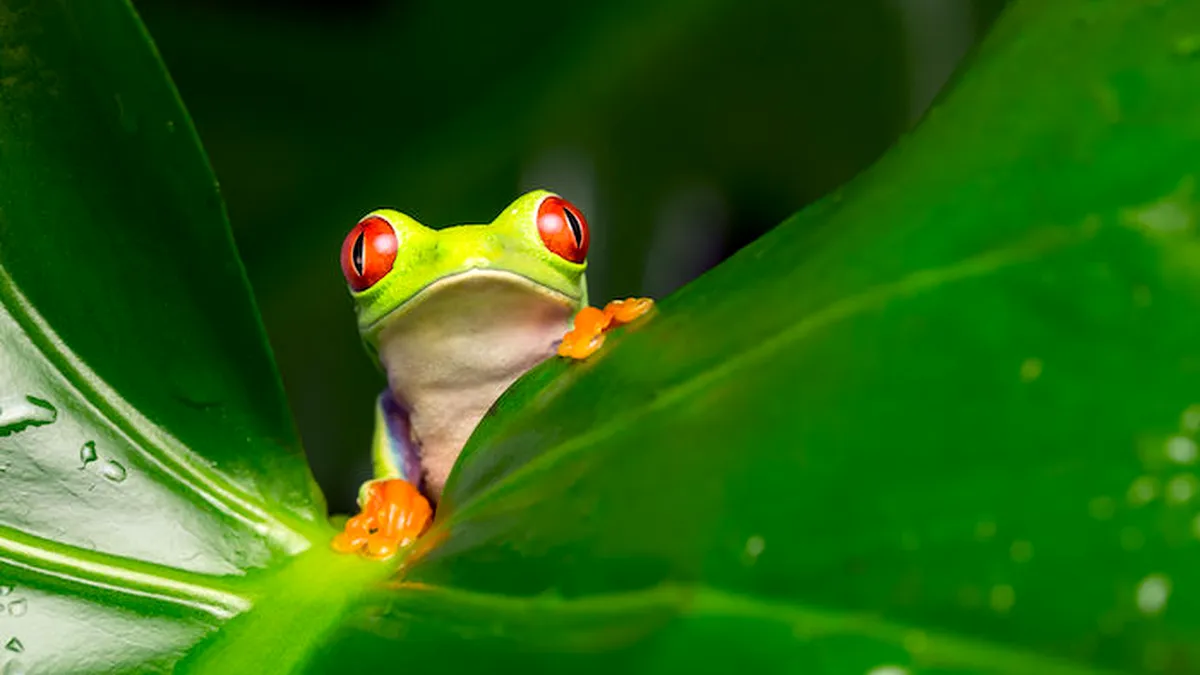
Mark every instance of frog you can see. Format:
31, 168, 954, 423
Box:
331, 190, 654, 559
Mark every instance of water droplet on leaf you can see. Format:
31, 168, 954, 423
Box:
1121, 527, 1146, 551
1174, 35, 1200, 57
79, 441, 97, 469
1019, 357, 1043, 382
1127, 476, 1159, 506
975, 520, 996, 540
1181, 404, 1200, 433
1137, 574, 1171, 615
3, 659, 26, 675
8, 599, 27, 616
0, 584, 12, 596
5, 637, 22, 653
1166, 436, 1197, 464
1167, 474, 1197, 504
1010, 540, 1033, 563
744, 535, 764, 559
101, 461, 127, 483
0, 396, 56, 436
1088, 496, 1116, 520
990, 584, 1015, 613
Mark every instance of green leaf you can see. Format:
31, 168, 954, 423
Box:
4, 0, 1200, 674
0, 1, 351, 672
311, 1, 1200, 673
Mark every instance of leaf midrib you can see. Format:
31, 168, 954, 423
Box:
0, 267, 318, 552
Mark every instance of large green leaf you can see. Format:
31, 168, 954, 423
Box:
3, 0, 1200, 674
0, 1, 345, 672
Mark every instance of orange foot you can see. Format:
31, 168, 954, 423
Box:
331, 478, 432, 560
558, 297, 655, 360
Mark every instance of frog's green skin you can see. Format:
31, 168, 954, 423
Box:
347, 190, 588, 502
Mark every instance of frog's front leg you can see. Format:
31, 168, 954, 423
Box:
332, 393, 432, 559
557, 297, 655, 360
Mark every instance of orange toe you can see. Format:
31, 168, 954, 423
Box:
331, 478, 432, 559
364, 534, 399, 559
573, 306, 612, 334
331, 530, 367, 554
558, 328, 606, 359
604, 297, 655, 325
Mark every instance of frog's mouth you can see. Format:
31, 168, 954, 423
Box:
361, 268, 581, 337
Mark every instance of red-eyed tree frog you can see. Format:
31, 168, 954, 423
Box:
331, 190, 653, 559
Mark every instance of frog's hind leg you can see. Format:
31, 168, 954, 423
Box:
332, 392, 432, 559
371, 392, 423, 493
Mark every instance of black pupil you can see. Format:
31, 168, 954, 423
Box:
562, 208, 583, 246
352, 230, 366, 275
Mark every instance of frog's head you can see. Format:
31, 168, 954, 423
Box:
339, 190, 589, 356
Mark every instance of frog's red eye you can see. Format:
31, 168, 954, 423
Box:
341, 215, 398, 291
536, 196, 589, 264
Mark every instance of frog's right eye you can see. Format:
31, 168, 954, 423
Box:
341, 215, 398, 291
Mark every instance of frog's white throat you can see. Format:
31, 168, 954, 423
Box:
374, 270, 578, 500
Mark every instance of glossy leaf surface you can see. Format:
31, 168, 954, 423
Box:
3, 0, 1200, 674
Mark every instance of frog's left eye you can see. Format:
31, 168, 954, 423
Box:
537, 196, 589, 264
341, 215, 398, 291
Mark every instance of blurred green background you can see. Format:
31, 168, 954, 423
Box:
131, 0, 1007, 512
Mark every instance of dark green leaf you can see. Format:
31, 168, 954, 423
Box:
5, 0, 1200, 673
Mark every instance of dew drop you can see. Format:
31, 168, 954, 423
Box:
1127, 476, 1159, 506
1166, 474, 1196, 504
744, 535, 765, 559
101, 460, 127, 483
1166, 435, 1197, 464
0, 584, 12, 596
0, 396, 56, 437
3, 659, 25, 675
1010, 540, 1034, 563
5, 637, 22, 653
1182, 405, 1200, 433
1137, 574, 1171, 616
990, 584, 1015, 613
1089, 496, 1116, 520
974, 520, 996, 540
79, 441, 97, 469
1121, 527, 1146, 551
1019, 357, 1043, 383
1174, 34, 1200, 57
1124, 182, 1196, 234
8, 599, 27, 616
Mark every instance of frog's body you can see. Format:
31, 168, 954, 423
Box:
372, 270, 581, 498
332, 190, 651, 559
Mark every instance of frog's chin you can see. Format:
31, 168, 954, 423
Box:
362, 268, 580, 338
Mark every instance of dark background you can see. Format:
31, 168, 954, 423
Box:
132, 0, 1008, 511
